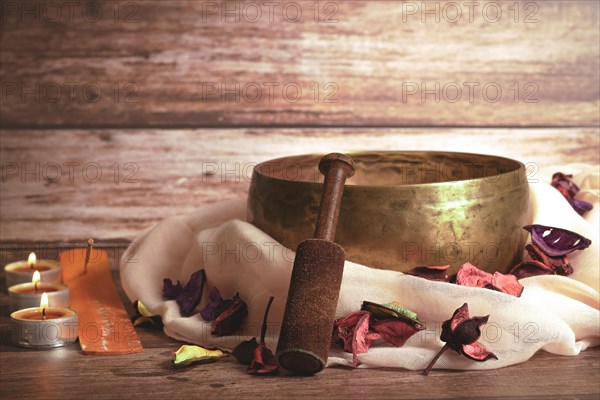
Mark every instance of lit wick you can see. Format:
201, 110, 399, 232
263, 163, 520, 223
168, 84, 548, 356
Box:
40, 292, 49, 320
84, 238, 94, 273
32, 270, 41, 293
28, 252, 37, 270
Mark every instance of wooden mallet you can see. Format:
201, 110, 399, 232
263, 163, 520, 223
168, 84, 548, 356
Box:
276, 153, 355, 374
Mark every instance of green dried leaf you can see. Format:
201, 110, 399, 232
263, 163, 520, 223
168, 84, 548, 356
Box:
172, 345, 225, 366
361, 300, 423, 326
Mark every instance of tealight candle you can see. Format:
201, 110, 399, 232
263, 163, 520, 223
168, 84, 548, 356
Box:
8, 271, 69, 312
10, 293, 78, 349
4, 252, 61, 289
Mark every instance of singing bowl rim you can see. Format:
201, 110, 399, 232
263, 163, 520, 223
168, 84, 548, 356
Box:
252, 150, 526, 189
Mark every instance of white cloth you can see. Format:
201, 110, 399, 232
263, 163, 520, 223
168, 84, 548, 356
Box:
120, 166, 599, 370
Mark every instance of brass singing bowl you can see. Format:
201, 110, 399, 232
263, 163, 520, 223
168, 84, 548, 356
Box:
247, 151, 532, 274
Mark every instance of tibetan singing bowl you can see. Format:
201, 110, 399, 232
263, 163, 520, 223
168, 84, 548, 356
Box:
247, 151, 532, 274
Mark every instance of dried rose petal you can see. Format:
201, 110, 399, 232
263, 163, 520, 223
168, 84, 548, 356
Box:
461, 341, 498, 362
200, 287, 231, 321
510, 259, 554, 279
212, 293, 248, 336
163, 279, 183, 300
455, 262, 492, 289
233, 338, 259, 365
337, 302, 423, 368
510, 243, 573, 279
405, 265, 451, 282
371, 319, 423, 347
524, 225, 592, 257
423, 303, 497, 375
248, 343, 279, 375
176, 269, 206, 317
491, 272, 523, 297
336, 311, 381, 368
455, 262, 523, 297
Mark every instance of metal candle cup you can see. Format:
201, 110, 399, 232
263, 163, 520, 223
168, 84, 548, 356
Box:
4, 259, 61, 289
10, 307, 78, 349
8, 283, 69, 313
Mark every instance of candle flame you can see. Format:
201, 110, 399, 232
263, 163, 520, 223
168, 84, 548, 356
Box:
40, 292, 49, 309
28, 252, 37, 268
32, 270, 41, 285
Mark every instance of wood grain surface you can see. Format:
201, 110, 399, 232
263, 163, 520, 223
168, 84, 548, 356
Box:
1, 0, 599, 127
1, 248, 599, 400
1, 128, 598, 242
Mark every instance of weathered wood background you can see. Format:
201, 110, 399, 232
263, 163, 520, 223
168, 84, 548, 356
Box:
1, 0, 599, 241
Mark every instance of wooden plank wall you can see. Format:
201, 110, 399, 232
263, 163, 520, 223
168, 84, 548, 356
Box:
1, 1, 599, 242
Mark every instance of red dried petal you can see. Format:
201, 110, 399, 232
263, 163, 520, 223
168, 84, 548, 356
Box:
461, 341, 498, 362
405, 265, 451, 282
232, 338, 259, 365
336, 311, 381, 368
522, 244, 572, 276
427, 303, 497, 374
442, 305, 489, 350
552, 172, 580, 197
455, 262, 492, 289
449, 303, 470, 332
248, 343, 279, 375
211, 293, 248, 336
510, 259, 553, 279
491, 272, 523, 297
351, 312, 373, 367
371, 319, 423, 347
336, 311, 370, 353
456, 263, 523, 296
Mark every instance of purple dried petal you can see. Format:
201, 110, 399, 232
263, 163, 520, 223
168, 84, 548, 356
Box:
551, 173, 593, 215
405, 265, 451, 282
177, 269, 206, 317
163, 279, 183, 300
200, 287, 230, 321
569, 198, 594, 215
524, 225, 592, 257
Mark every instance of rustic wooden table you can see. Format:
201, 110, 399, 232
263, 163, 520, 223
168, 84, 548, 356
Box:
1, 245, 599, 400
